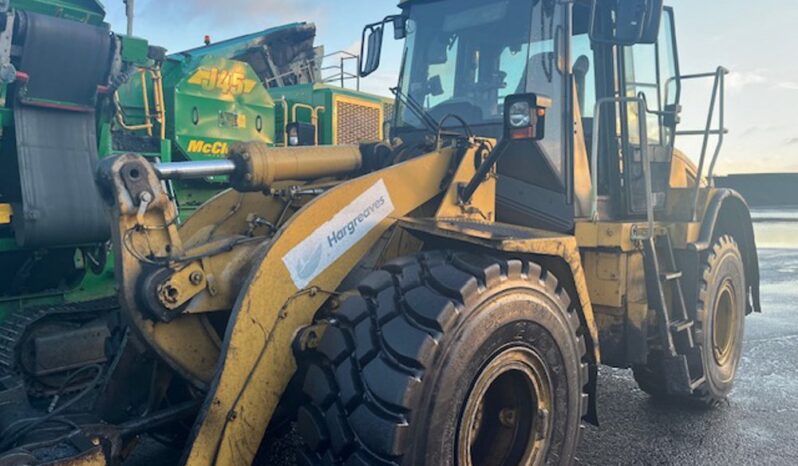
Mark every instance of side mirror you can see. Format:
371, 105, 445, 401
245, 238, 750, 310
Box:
360, 21, 385, 77
591, 0, 664, 45
360, 15, 406, 78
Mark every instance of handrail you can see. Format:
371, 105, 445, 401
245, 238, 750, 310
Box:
114, 65, 167, 141
280, 96, 325, 146
262, 58, 319, 89
320, 50, 361, 91
291, 103, 325, 146
262, 50, 363, 91
673, 67, 728, 221
590, 96, 653, 237
281, 96, 289, 146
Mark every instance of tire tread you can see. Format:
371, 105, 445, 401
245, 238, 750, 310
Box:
296, 251, 589, 464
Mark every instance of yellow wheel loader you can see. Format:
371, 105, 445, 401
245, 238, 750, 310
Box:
0, 0, 760, 464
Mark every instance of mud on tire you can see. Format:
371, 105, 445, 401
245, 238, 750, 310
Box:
295, 251, 589, 465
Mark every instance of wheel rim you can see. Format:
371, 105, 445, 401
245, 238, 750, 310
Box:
712, 280, 739, 368
457, 347, 554, 466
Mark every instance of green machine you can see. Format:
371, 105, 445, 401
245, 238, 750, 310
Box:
0, 11, 393, 413
0, 0, 155, 378
110, 22, 392, 219
273, 83, 392, 146
109, 52, 278, 218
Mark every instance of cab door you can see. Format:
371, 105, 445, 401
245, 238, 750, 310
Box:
617, 7, 680, 218
495, 0, 573, 232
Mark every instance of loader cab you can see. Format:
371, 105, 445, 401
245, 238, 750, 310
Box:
364, 0, 682, 233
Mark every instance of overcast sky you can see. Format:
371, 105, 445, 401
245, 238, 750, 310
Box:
104, 0, 798, 175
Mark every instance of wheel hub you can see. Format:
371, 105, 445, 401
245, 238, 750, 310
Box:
712, 280, 739, 368
458, 347, 554, 466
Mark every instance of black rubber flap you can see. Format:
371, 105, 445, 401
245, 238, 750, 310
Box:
18, 11, 111, 106
12, 106, 109, 247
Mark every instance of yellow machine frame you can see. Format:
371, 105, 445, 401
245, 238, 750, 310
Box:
96, 46, 758, 466
102, 135, 608, 465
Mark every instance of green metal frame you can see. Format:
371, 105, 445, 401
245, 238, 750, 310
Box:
271, 83, 392, 146
9, 0, 105, 25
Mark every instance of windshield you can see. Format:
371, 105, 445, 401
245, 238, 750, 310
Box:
397, 0, 552, 130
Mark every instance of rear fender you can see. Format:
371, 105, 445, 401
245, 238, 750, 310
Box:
694, 188, 761, 314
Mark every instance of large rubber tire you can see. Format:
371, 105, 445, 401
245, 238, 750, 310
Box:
634, 235, 746, 405
295, 251, 589, 465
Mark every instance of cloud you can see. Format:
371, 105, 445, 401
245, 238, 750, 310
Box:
742, 126, 760, 137
724, 70, 798, 95
138, 0, 326, 25
785, 137, 798, 146
344, 40, 361, 56
126, 0, 331, 52
725, 70, 768, 91
359, 72, 397, 97
742, 125, 783, 137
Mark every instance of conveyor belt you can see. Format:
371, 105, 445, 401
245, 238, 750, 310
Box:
10, 12, 113, 247
12, 106, 109, 246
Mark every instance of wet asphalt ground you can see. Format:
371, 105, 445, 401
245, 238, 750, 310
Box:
129, 235, 798, 465
575, 247, 798, 465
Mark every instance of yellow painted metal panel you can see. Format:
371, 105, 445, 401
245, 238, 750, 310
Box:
435, 143, 495, 222
0, 203, 11, 224
575, 221, 639, 251
583, 251, 626, 308
576, 220, 702, 252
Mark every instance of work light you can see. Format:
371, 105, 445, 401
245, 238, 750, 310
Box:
508, 101, 532, 128
504, 93, 552, 141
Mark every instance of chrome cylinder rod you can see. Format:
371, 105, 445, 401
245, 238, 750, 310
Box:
154, 160, 237, 180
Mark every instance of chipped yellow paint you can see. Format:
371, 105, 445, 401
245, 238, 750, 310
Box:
103, 155, 221, 388
183, 149, 456, 466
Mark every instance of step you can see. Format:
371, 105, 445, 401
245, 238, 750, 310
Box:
671, 320, 694, 332
661, 271, 683, 281
689, 376, 707, 391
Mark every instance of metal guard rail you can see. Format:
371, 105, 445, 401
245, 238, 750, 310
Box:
673, 67, 728, 221
320, 50, 361, 91
589, 67, 729, 233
